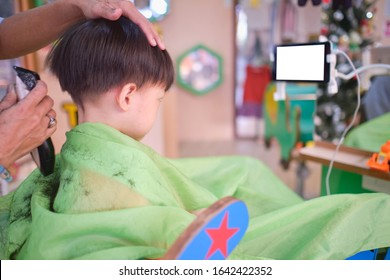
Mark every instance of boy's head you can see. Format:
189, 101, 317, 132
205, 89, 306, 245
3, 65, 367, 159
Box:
47, 17, 174, 140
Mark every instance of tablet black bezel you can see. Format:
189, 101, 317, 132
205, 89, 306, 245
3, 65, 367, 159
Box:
272, 41, 331, 83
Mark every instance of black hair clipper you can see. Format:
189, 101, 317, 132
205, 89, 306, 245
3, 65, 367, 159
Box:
13, 66, 55, 176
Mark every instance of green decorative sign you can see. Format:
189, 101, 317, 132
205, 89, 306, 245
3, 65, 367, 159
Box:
176, 45, 223, 96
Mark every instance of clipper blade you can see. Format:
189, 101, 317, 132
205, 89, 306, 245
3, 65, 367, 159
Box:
13, 66, 40, 91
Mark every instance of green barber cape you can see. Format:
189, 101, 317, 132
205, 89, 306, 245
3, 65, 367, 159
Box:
1, 123, 389, 259
344, 112, 390, 152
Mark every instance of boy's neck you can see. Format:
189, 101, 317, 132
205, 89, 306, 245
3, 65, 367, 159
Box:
78, 99, 122, 131
78, 100, 143, 142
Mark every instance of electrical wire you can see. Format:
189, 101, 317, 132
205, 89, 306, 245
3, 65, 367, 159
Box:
325, 48, 361, 196
336, 63, 390, 80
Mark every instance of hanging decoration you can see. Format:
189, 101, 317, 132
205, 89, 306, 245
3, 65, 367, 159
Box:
298, 0, 322, 7
176, 45, 223, 96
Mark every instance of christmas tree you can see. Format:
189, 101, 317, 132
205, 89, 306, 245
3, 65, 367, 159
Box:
315, 0, 377, 142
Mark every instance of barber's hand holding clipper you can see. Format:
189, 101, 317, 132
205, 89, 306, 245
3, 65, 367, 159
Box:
0, 78, 56, 181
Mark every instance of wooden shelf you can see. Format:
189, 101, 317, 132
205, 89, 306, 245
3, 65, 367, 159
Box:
299, 141, 390, 181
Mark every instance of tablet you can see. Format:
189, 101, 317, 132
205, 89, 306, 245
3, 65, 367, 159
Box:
272, 41, 331, 83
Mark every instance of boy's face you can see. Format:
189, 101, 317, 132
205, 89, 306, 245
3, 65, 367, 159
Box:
125, 84, 166, 141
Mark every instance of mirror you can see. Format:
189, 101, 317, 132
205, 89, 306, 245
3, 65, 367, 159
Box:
176, 45, 223, 96
130, 0, 170, 22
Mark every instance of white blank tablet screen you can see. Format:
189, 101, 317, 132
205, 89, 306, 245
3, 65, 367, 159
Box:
275, 44, 325, 82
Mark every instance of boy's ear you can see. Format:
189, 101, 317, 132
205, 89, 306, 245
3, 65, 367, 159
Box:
116, 83, 137, 111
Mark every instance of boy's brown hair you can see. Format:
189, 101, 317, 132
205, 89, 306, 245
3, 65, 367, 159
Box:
46, 17, 174, 107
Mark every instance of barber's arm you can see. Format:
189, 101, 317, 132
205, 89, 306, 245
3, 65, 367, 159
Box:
0, 0, 164, 59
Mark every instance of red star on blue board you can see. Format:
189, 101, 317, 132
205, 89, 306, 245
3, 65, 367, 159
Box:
205, 212, 239, 259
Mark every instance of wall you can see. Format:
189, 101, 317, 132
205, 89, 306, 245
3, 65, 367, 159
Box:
159, 0, 236, 143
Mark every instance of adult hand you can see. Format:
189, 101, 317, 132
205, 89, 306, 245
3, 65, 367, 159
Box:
70, 0, 165, 49
0, 81, 56, 169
